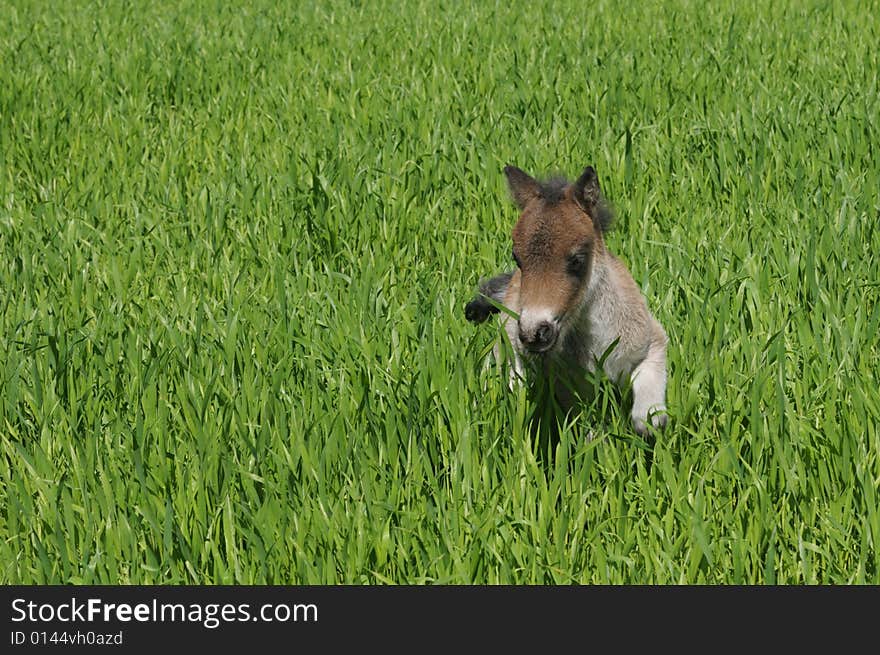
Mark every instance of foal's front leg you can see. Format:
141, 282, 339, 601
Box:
464, 271, 524, 389
464, 271, 514, 323
500, 314, 525, 391
629, 337, 668, 437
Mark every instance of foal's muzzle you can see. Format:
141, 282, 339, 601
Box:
518, 319, 559, 353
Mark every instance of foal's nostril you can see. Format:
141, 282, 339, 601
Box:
535, 322, 555, 345
519, 320, 558, 352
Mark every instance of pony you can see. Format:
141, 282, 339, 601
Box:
465, 165, 668, 437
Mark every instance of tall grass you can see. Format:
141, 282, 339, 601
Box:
1, 0, 878, 583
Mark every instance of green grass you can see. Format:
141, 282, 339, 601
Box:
1, 0, 878, 584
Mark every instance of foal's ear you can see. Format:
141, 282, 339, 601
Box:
573, 166, 601, 212
573, 166, 613, 232
504, 165, 540, 209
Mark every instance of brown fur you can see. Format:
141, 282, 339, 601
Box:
511, 186, 600, 322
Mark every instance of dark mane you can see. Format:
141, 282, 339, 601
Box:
537, 176, 569, 204
537, 174, 614, 233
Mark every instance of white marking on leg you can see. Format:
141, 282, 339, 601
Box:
498, 316, 525, 391
507, 351, 524, 391
630, 340, 668, 436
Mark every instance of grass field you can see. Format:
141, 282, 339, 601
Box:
1, 0, 879, 584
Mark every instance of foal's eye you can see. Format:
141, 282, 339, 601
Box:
512, 249, 522, 268
566, 252, 589, 278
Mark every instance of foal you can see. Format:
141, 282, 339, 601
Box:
465, 165, 668, 437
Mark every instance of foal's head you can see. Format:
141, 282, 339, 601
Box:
505, 165, 612, 354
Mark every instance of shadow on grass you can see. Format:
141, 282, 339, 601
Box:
524, 363, 658, 474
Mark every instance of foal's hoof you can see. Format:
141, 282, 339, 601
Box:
465, 297, 491, 323
633, 412, 668, 438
